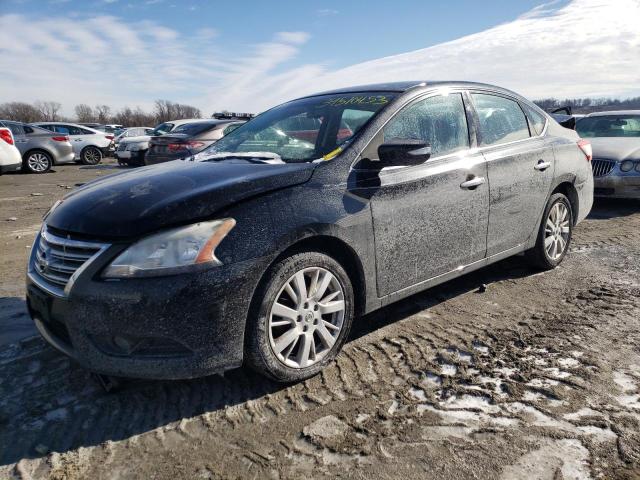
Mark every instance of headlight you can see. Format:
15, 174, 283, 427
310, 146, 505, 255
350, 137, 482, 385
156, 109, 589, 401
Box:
620, 160, 635, 172
635, 162, 640, 173
103, 219, 236, 278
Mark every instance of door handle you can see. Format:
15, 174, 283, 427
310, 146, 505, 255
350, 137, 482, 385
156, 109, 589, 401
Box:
534, 160, 551, 171
75, 139, 83, 142
460, 176, 486, 190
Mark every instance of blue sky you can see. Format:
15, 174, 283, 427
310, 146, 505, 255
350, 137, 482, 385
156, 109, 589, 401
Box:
1, 0, 638, 116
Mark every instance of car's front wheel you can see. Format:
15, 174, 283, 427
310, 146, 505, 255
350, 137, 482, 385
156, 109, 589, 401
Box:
81, 146, 102, 165
245, 252, 354, 382
23, 151, 52, 174
526, 192, 573, 270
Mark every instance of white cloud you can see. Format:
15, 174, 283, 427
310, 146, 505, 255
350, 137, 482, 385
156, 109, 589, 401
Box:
316, 8, 338, 17
0, 0, 638, 118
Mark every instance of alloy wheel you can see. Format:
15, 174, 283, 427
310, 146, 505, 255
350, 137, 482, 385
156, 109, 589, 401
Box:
27, 153, 50, 172
544, 202, 570, 261
83, 147, 101, 164
268, 267, 345, 369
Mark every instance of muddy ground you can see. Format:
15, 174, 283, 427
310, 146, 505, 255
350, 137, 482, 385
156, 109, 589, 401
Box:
0, 161, 639, 479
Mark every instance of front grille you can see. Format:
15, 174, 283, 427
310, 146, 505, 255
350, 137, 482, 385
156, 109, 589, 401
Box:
592, 158, 616, 177
31, 227, 109, 295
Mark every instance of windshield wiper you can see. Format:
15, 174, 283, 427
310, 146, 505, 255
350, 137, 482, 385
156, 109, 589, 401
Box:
197, 151, 285, 164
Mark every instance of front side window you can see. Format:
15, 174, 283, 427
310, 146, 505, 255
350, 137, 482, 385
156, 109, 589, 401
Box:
576, 115, 640, 138
472, 93, 530, 146
200, 92, 396, 163
382, 93, 470, 158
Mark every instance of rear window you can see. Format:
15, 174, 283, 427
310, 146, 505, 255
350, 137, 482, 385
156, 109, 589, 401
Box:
172, 122, 219, 136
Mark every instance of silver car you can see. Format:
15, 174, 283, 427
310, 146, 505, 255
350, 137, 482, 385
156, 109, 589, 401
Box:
32, 122, 113, 165
576, 111, 640, 198
0, 120, 74, 173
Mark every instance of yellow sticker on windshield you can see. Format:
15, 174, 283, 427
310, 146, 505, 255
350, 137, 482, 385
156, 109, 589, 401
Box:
323, 147, 342, 161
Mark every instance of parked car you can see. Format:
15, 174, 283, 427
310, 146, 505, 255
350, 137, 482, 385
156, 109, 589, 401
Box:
0, 120, 74, 173
0, 127, 22, 174
26, 81, 593, 382
145, 120, 244, 165
115, 119, 205, 166
32, 122, 113, 165
549, 107, 586, 130
575, 111, 640, 198
112, 127, 153, 147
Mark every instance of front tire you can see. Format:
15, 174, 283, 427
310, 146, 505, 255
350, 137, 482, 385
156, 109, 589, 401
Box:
23, 151, 52, 174
245, 252, 354, 383
525, 193, 573, 270
81, 146, 102, 165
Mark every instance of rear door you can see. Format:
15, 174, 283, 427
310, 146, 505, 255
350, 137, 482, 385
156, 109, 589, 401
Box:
354, 92, 489, 297
469, 92, 555, 256
3, 122, 28, 155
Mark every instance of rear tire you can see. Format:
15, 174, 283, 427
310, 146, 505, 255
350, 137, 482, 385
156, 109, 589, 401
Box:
81, 146, 102, 165
525, 193, 573, 270
23, 151, 52, 174
245, 252, 354, 383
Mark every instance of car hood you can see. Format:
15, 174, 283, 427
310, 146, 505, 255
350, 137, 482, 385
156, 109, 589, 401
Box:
588, 138, 640, 161
46, 159, 317, 239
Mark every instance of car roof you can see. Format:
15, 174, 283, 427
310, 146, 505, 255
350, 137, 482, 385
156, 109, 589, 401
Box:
164, 118, 212, 126
31, 121, 102, 132
586, 110, 640, 117
300, 81, 524, 99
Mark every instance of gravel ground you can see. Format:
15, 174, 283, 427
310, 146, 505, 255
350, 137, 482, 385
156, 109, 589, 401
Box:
1, 161, 639, 479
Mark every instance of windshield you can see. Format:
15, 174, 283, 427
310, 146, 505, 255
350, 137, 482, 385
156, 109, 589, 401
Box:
576, 115, 640, 138
151, 122, 174, 136
198, 92, 396, 163
172, 122, 219, 136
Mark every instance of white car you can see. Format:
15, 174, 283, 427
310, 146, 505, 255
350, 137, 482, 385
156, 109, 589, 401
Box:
115, 119, 206, 166
0, 127, 21, 174
32, 122, 113, 165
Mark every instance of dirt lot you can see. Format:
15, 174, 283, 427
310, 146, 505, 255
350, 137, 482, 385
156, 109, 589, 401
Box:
1, 161, 639, 479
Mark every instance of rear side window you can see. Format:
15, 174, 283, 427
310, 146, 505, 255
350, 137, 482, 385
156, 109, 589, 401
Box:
5, 122, 24, 136
53, 125, 70, 134
472, 93, 530, 146
523, 104, 547, 135
383, 93, 470, 157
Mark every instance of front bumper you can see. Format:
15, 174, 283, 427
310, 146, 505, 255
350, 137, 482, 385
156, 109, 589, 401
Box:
26, 235, 271, 379
115, 149, 146, 165
594, 174, 640, 199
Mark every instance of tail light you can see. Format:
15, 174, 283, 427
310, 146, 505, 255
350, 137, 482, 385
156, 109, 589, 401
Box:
168, 141, 205, 152
52, 135, 70, 142
0, 128, 14, 145
577, 139, 592, 161
105, 135, 114, 140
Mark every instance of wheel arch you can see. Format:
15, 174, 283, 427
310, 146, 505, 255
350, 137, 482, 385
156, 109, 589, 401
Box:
22, 148, 55, 165
551, 181, 579, 225
253, 234, 368, 319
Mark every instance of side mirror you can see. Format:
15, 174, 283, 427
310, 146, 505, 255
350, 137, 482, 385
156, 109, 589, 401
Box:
377, 139, 431, 167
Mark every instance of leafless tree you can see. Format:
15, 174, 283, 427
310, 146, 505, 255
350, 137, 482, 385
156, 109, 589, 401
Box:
154, 99, 201, 123
35, 100, 62, 121
95, 105, 111, 123
0, 102, 41, 122
74, 104, 95, 123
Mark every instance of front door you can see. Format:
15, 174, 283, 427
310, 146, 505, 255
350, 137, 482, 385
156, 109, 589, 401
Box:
469, 92, 555, 256
353, 92, 490, 297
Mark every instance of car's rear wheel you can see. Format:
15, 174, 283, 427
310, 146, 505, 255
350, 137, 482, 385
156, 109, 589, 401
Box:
525, 193, 573, 270
245, 252, 354, 382
23, 151, 52, 174
81, 146, 102, 165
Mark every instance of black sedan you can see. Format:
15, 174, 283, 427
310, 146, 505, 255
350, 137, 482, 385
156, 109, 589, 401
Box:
145, 120, 243, 165
26, 81, 593, 382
